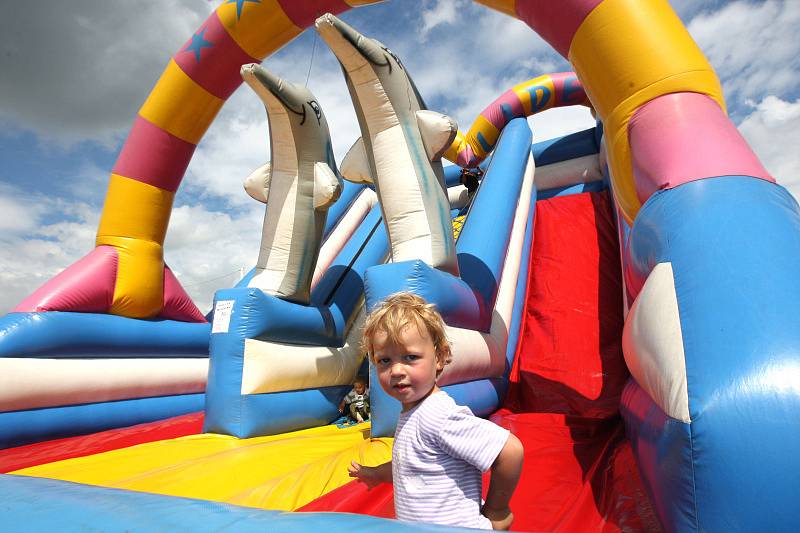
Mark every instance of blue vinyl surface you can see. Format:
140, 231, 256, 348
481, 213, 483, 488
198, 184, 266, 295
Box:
203, 204, 389, 438
537, 179, 606, 200
0, 312, 210, 358
622, 176, 800, 532
531, 126, 599, 166
0, 474, 466, 532
0, 393, 204, 449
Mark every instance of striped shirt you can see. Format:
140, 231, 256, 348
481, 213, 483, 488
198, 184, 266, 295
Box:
392, 391, 510, 529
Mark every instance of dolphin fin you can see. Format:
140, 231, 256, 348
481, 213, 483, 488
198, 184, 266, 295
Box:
340, 137, 374, 184
416, 110, 458, 162
314, 162, 343, 209
243, 162, 272, 203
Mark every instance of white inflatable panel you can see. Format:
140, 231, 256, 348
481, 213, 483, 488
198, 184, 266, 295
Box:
375, 125, 439, 266
415, 110, 458, 161
341, 137, 373, 184
312, 188, 378, 289
241, 308, 366, 394
534, 153, 602, 192
448, 185, 469, 210
622, 262, 691, 423
243, 162, 271, 203
0, 358, 208, 412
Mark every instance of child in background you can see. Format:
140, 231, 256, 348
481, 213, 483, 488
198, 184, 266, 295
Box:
348, 292, 523, 530
339, 376, 370, 423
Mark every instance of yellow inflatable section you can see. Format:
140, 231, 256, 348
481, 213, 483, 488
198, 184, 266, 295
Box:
13, 423, 392, 511
568, 0, 724, 222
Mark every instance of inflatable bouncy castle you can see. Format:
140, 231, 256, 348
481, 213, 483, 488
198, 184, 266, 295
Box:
1, 1, 798, 531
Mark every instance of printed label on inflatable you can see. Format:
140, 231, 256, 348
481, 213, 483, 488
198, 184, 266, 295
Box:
211, 300, 235, 334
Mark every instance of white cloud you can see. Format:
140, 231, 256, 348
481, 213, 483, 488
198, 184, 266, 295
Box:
529, 106, 596, 144
0, 185, 99, 315
164, 202, 263, 312
0, 196, 44, 233
738, 95, 800, 197
181, 86, 270, 208
0, 186, 263, 315
419, 0, 461, 38
687, 0, 800, 117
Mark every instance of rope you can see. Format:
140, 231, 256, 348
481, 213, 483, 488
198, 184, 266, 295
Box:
182, 268, 243, 288
305, 31, 318, 86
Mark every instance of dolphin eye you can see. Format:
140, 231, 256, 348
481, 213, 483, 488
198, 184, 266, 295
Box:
307, 100, 322, 124
381, 46, 403, 69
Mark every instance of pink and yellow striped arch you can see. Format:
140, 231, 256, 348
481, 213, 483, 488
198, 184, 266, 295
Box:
91, 0, 770, 318
444, 72, 591, 168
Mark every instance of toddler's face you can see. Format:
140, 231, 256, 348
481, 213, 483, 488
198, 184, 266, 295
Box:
354, 382, 366, 395
372, 323, 443, 411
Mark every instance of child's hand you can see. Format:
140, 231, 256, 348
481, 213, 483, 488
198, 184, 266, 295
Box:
482, 505, 514, 530
348, 460, 386, 489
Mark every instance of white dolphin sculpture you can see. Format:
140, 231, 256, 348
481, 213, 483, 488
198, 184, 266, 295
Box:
241, 64, 342, 304
316, 13, 460, 277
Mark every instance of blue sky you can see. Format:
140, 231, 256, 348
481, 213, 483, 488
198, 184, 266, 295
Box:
0, 0, 798, 315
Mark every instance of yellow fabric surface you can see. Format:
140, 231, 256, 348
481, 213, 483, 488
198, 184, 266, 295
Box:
13, 423, 393, 512
95, 174, 173, 317
443, 131, 464, 163
97, 174, 174, 244
102, 237, 164, 318
466, 115, 500, 161
513, 75, 557, 115
452, 215, 467, 241
138, 60, 224, 145
216, 0, 301, 60
569, 0, 725, 223
473, 0, 517, 17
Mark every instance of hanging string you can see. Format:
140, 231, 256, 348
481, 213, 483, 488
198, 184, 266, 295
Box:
182, 268, 243, 288
305, 31, 318, 86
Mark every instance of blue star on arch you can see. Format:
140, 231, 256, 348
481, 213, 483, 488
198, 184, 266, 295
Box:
226, 0, 260, 20
183, 27, 214, 63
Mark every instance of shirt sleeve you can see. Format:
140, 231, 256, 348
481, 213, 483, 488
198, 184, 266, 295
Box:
437, 407, 510, 473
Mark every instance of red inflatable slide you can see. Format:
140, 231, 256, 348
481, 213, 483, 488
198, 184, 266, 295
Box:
301, 190, 660, 532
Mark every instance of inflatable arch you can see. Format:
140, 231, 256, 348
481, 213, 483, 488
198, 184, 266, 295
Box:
11, 0, 771, 320
2, 1, 799, 532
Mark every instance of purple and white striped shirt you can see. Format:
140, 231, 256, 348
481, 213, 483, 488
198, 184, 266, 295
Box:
392, 391, 510, 529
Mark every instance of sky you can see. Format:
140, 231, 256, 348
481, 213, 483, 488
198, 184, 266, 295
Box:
0, 0, 798, 316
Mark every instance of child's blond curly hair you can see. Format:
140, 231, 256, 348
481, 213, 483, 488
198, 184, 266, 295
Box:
362, 292, 452, 370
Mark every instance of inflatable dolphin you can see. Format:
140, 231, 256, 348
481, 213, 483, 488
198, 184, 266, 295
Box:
315, 14, 460, 277
240, 64, 342, 304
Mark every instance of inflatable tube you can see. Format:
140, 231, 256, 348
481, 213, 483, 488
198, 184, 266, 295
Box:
0, 393, 204, 449
444, 72, 591, 167
620, 176, 800, 532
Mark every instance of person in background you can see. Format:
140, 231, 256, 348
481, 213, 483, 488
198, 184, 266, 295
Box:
339, 376, 370, 423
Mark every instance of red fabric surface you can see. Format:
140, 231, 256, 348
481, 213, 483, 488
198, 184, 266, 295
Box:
0, 412, 203, 473
296, 478, 395, 517
505, 191, 629, 417
297, 191, 660, 531
112, 116, 197, 193
172, 11, 259, 101
496, 191, 657, 532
